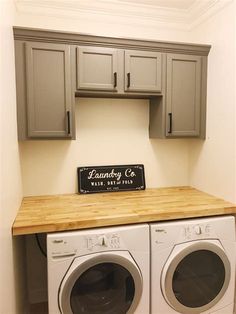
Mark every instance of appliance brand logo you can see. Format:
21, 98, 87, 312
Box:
155, 229, 167, 233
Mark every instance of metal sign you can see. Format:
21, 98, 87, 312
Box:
78, 164, 145, 194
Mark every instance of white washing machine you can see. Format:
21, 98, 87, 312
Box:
47, 223, 149, 314
150, 215, 236, 314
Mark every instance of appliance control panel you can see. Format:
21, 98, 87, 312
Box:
181, 223, 213, 241
85, 233, 121, 251
48, 232, 122, 258
152, 216, 233, 245
153, 223, 214, 245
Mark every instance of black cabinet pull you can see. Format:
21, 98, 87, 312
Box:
127, 72, 131, 88
67, 111, 71, 135
168, 113, 172, 134
114, 72, 117, 88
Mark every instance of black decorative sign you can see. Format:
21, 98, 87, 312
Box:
78, 164, 145, 194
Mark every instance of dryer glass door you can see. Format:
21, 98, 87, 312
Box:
60, 253, 142, 314
70, 263, 134, 314
163, 242, 230, 314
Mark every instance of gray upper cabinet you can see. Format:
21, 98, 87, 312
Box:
166, 54, 202, 137
26, 42, 72, 138
77, 47, 118, 91
124, 50, 162, 93
14, 27, 210, 140
76, 47, 163, 95
15, 41, 74, 140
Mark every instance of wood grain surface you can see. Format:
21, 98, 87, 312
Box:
12, 187, 236, 235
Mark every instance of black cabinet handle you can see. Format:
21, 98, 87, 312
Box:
168, 113, 172, 134
67, 111, 71, 135
127, 72, 131, 88
114, 72, 117, 88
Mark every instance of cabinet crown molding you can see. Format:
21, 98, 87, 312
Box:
13, 27, 211, 56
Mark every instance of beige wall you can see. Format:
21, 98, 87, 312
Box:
0, 1, 25, 313
189, 2, 236, 203
15, 3, 191, 42
20, 99, 189, 196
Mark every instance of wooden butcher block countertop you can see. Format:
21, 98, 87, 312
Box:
12, 186, 236, 235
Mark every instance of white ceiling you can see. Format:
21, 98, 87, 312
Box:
14, 0, 233, 30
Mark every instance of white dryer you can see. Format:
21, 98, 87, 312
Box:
150, 215, 236, 314
47, 223, 149, 314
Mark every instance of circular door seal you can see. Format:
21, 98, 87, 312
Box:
162, 242, 231, 314
59, 252, 143, 314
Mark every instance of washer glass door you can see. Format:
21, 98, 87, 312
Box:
163, 242, 230, 314
60, 253, 142, 314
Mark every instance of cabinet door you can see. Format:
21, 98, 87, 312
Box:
125, 50, 162, 92
166, 54, 201, 137
26, 42, 72, 138
77, 47, 118, 91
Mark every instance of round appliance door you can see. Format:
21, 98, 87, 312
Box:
59, 251, 143, 314
161, 241, 231, 314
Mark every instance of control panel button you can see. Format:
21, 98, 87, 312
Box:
183, 226, 191, 239
194, 225, 202, 235
98, 235, 108, 247
205, 224, 211, 234
87, 237, 94, 250
110, 235, 120, 248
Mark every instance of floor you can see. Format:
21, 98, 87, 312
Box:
30, 302, 48, 314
